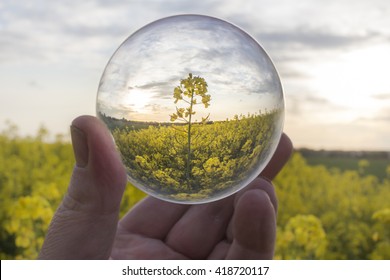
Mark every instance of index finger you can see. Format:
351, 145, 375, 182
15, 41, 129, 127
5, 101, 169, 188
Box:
260, 133, 293, 180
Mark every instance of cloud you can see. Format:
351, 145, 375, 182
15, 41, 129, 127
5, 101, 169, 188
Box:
258, 28, 378, 51
144, 103, 170, 113
131, 80, 178, 100
97, 101, 136, 119
1, 0, 387, 73
97, 14, 284, 122
376, 110, 390, 121
371, 93, 390, 100
359, 106, 390, 122
2, 0, 390, 149
133, 82, 170, 90
287, 92, 345, 118
28, 80, 43, 89
0, 1, 158, 64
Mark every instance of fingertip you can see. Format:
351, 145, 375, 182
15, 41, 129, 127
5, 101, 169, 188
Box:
70, 125, 89, 168
280, 133, 294, 159
68, 115, 127, 214
235, 177, 277, 214
71, 115, 116, 150
230, 189, 276, 259
261, 132, 293, 180
71, 115, 126, 185
235, 189, 276, 228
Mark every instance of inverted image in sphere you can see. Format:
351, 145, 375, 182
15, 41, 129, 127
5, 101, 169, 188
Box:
97, 15, 284, 204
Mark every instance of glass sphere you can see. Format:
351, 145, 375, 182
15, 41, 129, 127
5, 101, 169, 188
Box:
96, 15, 284, 204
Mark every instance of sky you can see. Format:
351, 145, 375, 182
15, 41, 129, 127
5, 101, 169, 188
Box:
1, 0, 390, 150
97, 15, 283, 123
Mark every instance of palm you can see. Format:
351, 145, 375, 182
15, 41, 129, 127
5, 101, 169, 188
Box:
111, 177, 277, 260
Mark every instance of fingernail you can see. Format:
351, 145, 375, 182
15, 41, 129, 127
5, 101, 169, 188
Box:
70, 125, 88, 167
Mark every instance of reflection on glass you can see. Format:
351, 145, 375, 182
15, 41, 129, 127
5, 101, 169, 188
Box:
97, 15, 284, 204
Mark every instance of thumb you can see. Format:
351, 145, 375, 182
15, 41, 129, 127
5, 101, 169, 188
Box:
39, 115, 127, 259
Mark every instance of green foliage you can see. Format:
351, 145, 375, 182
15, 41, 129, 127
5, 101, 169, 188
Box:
0, 124, 145, 259
369, 208, 390, 259
274, 153, 390, 259
0, 125, 73, 259
1, 123, 389, 259
170, 73, 211, 187
300, 150, 390, 181
277, 214, 327, 259
113, 111, 279, 201
170, 73, 211, 123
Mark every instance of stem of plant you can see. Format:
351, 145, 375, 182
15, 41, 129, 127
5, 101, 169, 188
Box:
186, 88, 194, 189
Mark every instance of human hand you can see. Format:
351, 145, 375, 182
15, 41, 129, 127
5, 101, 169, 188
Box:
39, 115, 293, 259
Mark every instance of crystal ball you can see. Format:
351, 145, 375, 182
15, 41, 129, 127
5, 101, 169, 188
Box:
96, 15, 284, 204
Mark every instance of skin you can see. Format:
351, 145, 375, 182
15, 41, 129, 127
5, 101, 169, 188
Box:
39, 115, 293, 260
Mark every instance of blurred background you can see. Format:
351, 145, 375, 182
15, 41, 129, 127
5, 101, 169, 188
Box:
0, 0, 389, 259
1, 0, 390, 149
